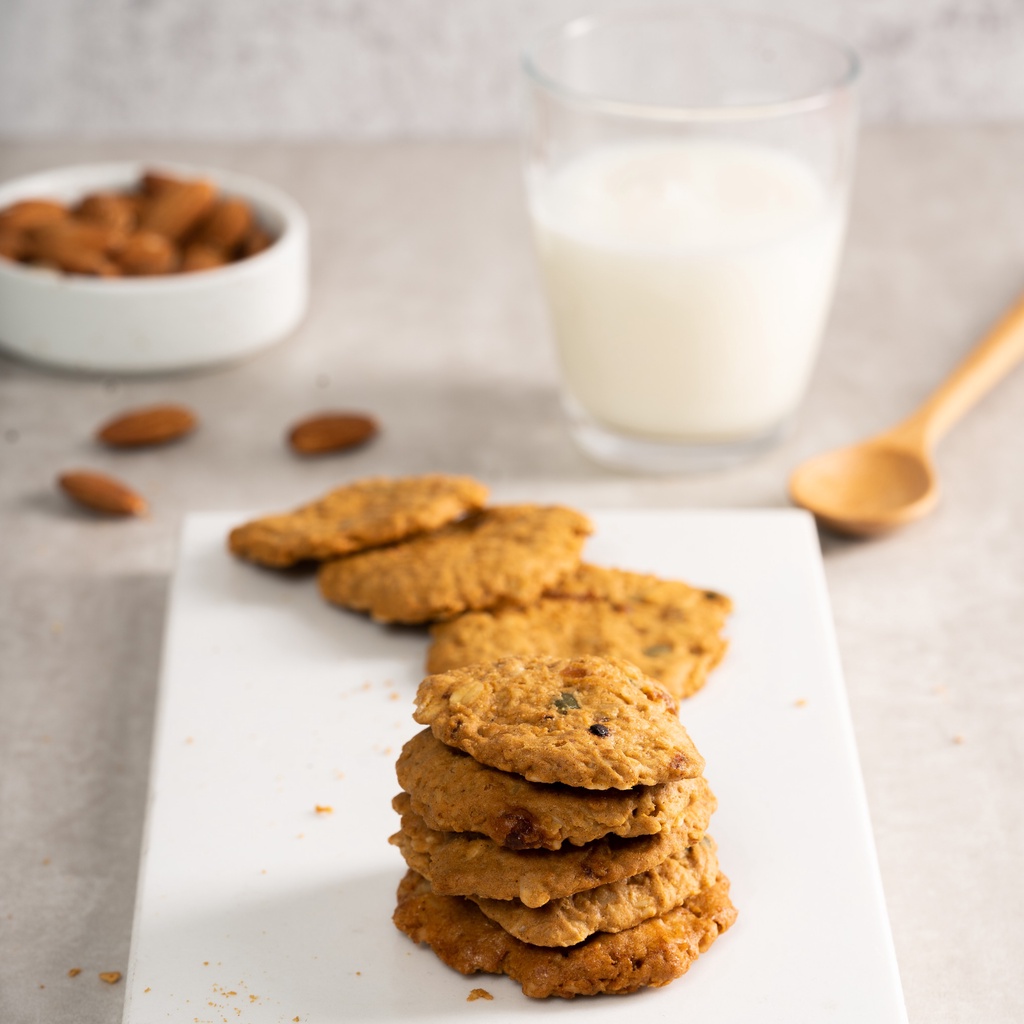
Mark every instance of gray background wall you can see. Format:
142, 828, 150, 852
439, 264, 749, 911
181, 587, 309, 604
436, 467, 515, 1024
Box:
1, 0, 1022, 138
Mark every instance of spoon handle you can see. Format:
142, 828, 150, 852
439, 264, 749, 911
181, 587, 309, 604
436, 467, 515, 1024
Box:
900, 290, 1024, 447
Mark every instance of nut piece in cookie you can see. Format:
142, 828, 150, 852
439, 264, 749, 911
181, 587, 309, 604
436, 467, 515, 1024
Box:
227, 474, 488, 568
389, 792, 715, 907
397, 728, 712, 849
413, 655, 704, 789
427, 564, 732, 701
392, 868, 737, 998
318, 505, 592, 624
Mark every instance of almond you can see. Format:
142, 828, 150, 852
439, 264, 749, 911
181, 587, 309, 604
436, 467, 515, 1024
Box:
0, 225, 26, 261
239, 224, 272, 258
180, 242, 227, 273
191, 197, 253, 253
138, 179, 216, 243
0, 198, 67, 232
58, 470, 148, 516
116, 231, 178, 276
141, 170, 187, 197
288, 413, 379, 455
97, 404, 197, 447
25, 220, 122, 276
75, 192, 138, 236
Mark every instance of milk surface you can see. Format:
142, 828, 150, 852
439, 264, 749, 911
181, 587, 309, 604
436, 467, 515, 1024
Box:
529, 140, 845, 440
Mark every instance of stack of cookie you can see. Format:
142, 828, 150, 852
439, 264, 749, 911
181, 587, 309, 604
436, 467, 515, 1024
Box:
390, 655, 736, 998
229, 473, 732, 704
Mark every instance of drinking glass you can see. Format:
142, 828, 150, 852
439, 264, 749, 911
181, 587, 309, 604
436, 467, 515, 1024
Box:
522, 7, 860, 472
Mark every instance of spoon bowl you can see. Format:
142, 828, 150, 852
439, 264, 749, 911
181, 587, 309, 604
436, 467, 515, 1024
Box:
789, 439, 937, 537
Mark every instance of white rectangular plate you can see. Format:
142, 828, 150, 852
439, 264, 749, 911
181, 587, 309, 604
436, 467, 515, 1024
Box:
124, 508, 907, 1023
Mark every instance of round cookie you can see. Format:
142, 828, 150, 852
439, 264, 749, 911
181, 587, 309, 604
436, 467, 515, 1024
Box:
228, 474, 488, 568
392, 868, 737, 998
397, 728, 711, 849
427, 564, 732, 701
317, 505, 592, 624
389, 792, 716, 907
469, 837, 720, 947
413, 655, 704, 789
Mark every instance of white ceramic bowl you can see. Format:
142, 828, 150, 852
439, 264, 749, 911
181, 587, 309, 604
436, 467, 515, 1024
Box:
0, 161, 309, 374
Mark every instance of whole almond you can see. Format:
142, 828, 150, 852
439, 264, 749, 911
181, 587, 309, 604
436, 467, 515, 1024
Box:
141, 170, 186, 197
25, 220, 122, 276
239, 224, 272, 259
58, 470, 148, 516
191, 197, 253, 253
97, 404, 197, 447
138, 179, 216, 243
116, 231, 178, 276
75, 192, 138, 236
0, 198, 67, 232
180, 242, 227, 273
288, 413, 379, 455
0, 225, 26, 261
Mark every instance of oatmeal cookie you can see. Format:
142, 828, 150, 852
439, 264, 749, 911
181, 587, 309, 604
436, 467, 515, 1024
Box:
389, 793, 715, 908
397, 728, 712, 849
469, 837, 719, 947
228, 474, 488, 568
413, 655, 704, 789
427, 564, 731, 701
393, 868, 737, 998
318, 505, 592, 624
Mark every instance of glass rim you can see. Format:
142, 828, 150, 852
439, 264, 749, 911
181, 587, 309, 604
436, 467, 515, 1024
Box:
521, 5, 861, 122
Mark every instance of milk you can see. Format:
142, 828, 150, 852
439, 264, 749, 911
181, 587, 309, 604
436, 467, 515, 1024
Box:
528, 140, 845, 441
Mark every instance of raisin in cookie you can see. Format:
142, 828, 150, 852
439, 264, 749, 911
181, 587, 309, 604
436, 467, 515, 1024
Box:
413, 655, 704, 789
228, 474, 488, 568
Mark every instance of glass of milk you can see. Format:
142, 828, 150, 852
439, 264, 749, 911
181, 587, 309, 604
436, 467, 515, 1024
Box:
523, 7, 859, 472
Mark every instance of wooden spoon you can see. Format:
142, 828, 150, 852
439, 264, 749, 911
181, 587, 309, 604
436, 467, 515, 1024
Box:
790, 291, 1024, 537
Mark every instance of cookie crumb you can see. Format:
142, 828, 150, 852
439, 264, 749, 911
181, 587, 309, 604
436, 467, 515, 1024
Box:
467, 988, 493, 1001
144, 987, 151, 993
952, 734, 965, 745
314, 804, 333, 814
794, 698, 808, 708
99, 971, 122, 985
67, 968, 81, 978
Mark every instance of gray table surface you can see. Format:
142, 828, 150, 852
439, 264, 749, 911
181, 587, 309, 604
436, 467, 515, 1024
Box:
1, 129, 1022, 1023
